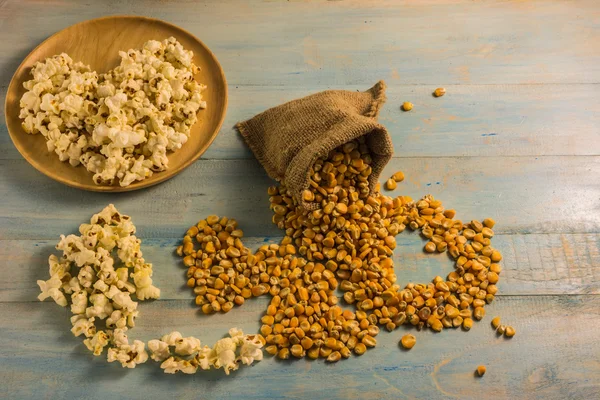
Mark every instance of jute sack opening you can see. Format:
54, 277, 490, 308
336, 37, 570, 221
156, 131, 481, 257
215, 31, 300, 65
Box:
236, 81, 393, 210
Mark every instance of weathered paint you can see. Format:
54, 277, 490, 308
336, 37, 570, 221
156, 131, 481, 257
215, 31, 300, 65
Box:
0, 0, 599, 399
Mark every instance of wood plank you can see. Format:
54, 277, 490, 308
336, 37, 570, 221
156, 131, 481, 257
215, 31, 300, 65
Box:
3, 84, 599, 160
0, 156, 598, 240
1, 1, 599, 88
0, 295, 598, 399
5, 233, 599, 303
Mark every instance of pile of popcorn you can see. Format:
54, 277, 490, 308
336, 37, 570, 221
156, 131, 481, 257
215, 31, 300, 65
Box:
19, 37, 207, 187
36, 204, 263, 375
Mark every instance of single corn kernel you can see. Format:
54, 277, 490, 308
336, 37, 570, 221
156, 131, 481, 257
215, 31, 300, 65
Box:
354, 343, 367, 355
433, 87, 446, 97
491, 250, 502, 262
327, 351, 342, 363
491, 316, 501, 329
277, 348, 290, 360
291, 344, 305, 358
444, 209, 456, 219
307, 346, 320, 359
504, 326, 516, 338
424, 241, 436, 253
473, 307, 485, 321
476, 365, 486, 377
385, 178, 397, 191
392, 171, 405, 182
402, 102, 413, 111
400, 334, 416, 349
462, 317, 473, 331
483, 218, 496, 228
302, 190, 315, 202
362, 335, 377, 348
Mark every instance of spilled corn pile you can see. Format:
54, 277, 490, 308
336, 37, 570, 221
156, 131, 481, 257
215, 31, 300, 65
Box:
178, 136, 505, 362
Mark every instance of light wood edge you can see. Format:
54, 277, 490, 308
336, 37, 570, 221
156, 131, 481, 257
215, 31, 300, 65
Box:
4, 15, 228, 192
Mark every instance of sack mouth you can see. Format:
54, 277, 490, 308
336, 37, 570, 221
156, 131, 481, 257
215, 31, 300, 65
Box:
236, 80, 393, 211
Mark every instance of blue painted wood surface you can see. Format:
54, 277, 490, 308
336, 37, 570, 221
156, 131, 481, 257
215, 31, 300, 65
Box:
1, 1, 599, 399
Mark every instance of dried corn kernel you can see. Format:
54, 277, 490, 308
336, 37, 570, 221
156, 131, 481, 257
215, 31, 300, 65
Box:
385, 178, 397, 190
476, 365, 486, 377
400, 334, 416, 349
392, 171, 405, 182
433, 87, 446, 97
504, 326, 516, 338
491, 316, 501, 329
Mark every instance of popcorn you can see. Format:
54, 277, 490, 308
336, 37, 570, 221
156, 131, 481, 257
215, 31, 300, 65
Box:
238, 335, 264, 366
148, 340, 170, 362
86, 292, 114, 319
37, 205, 264, 375
174, 336, 202, 356
116, 235, 142, 266
114, 268, 137, 293
70, 290, 88, 314
109, 288, 138, 312
19, 37, 207, 187
209, 337, 239, 375
63, 276, 82, 294
37, 205, 158, 365
228, 327, 245, 344
84, 330, 110, 356
48, 254, 70, 278
70, 315, 96, 338
131, 263, 160, 300
37, 275, 67, 307
195, 346, 213, 370
160, 357, 197, 375
77, 265, 95, 288
57, 235, 98, 267
161, 331, 182, 346
135, 285, 160, 301
106, 310, 128, 329
107, 329, 148, 368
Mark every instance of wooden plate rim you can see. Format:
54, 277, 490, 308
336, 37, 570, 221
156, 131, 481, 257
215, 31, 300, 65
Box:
4, 15, 228, 192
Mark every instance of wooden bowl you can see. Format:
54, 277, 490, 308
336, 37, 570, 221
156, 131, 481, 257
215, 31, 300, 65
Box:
4, 16, 227, 192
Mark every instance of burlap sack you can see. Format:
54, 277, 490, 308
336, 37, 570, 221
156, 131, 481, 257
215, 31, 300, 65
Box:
236, 81, 393, 210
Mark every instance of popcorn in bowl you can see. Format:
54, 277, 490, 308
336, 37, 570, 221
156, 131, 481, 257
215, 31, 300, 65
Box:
19, 37, 207, 187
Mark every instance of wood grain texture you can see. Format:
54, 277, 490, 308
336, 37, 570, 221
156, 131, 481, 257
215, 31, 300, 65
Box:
1, 0, 599, 398
0, 0, 599, 87
1, 296, 599, 400
1, 156, 598, 239
3, 233, 599, 303
3, 84, 600, 160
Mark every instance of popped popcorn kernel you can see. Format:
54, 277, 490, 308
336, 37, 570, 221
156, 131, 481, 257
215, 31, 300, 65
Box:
19, 38, 207, 187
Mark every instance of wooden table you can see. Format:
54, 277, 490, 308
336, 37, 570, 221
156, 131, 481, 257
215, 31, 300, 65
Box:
1, 1, 599, 399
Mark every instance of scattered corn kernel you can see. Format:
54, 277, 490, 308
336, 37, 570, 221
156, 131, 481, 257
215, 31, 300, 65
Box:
476, 365, 486, 377
483, 218, 496, 228
402, 102, 413, 111
182, 137, 509, 364
385, 178, 397, 190
400, 334, 416, 349
392, 171, 405, 182
433, 87, 446, 97
354, 343, 367, 355
504, 326, 516, 338
462, 318, 473, 331
491, 317, 501, 329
